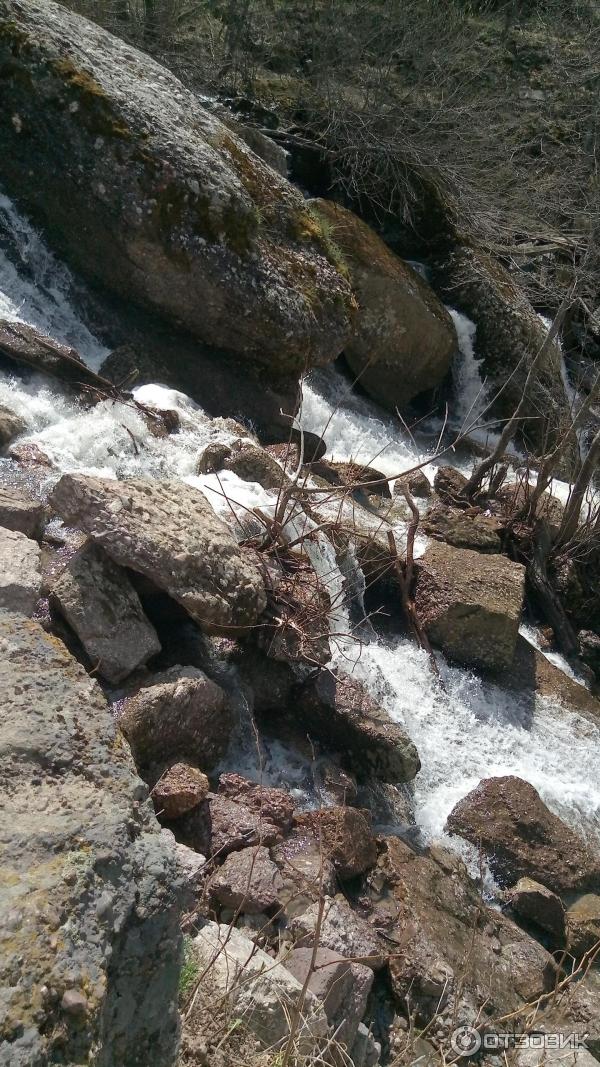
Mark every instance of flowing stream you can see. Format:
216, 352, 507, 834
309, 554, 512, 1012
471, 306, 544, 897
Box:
1, 194, 599, 864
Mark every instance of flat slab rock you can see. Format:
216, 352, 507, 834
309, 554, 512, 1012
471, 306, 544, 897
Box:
49, 540, 161, 683
0, 612, 182, 1067
0, 486, 45, 538
415, 541, 525, 670
50, 474, 267, 629
446, 776, 600, 895
0, 526, 41, 616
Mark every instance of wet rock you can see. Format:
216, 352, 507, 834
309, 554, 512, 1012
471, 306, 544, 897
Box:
152, 763, 209, 820
566, 894, 600, 957
224, 442, 290, 491
395, 470, 432, 498
496, 481, 564, 535
0, 402, 25, 446
8, 441, 54, 467
505, 878, 566, 943
50, 474, 267, 630
314, 758, 358, 805
196, 442, 232, 474
433, 465, 468, 504
0, 2, 352, 377
286, 946, 374, 1051
190, 922, 327, 1048
119, 666, 230, 772
49, 540, 161, 683
310, 199, 456, 410
210, 845, 284, 914
0, 526, 42, 616
579, 630, 600, 679
291, 896, 385, 970
294, 669, 420, 782
446, 776, 600, 894
496, 635, 600, 721
0, 612, 182, 1067
415, 542, 525, 670
295, 807, 378, 879
0, 486, 45, 539
217, 773, 295, 835
271, 830, 338, 917
437, 247, 577, 465
423, 502, 502, 552
310, 459, 391, 498
376, 837, 555, 1026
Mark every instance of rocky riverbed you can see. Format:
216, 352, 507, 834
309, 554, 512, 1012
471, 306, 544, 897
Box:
0, 2, 599, 1066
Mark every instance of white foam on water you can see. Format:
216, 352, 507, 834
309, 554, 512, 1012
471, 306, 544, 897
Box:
2, 192, 598, 860
0, 192, 109, 370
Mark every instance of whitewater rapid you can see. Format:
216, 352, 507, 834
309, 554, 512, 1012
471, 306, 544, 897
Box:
1, 193, 599, 860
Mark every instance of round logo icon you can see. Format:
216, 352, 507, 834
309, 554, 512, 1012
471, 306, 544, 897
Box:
451, 1025, 482, 1058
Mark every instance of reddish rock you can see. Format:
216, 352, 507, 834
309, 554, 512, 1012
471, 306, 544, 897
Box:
152, 763, 209, 820
446, 776, 600, 894
505, 878, 566, 943
433, 466, 468, 504
208, 793, 286, 857
271, 829, 338, 918
296, 807, 377, 880
217, 774, 295, 835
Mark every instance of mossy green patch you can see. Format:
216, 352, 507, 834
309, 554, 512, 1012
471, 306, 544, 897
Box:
178, 936, 200, 1005
51, 56, 131, 139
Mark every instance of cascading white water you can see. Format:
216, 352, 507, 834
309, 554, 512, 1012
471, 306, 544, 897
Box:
1, 194, 599, 861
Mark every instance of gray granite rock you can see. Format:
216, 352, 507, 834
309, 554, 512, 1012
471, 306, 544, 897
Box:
0, 612, 183, 1067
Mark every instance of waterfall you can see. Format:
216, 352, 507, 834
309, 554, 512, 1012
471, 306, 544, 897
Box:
1, 191, 599, 861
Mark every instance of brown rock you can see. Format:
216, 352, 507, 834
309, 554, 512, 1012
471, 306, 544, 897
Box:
224, 442, 290, 491
423, 503, 502, 552
433, 466, 468, 504
207, 793, 286, 857
296, 807, 377, 880
446, 776, 600, 894
285, 946, 373, 1049
196, 442, 232, 474
309, 460, 391, 498
415, 542, 525, 670
271, 830, 338, 917
294, 669, 420, 783
217, 774, 295, 835
566, 894, 600, 957
505, 878, 566, 943
258, 565, 331, 667
395, 470, 432, 499
0, 487, 45, 539
0, 403, 26, 446
119, 666, 230, 772
376, 836, 555, 1024
152, 763, 209, 820
210, 845, 284, 913
310, 199, 456, 410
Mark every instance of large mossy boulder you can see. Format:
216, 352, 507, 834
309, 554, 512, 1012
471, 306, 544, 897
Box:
0, 612, 182, 1066
0, 0, 353, 376
310, 199, 457, 410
